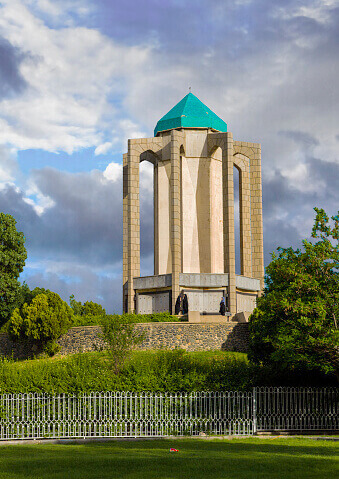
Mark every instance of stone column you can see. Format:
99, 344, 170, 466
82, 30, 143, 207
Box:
222, 133, 237, 317
122, 153, 128, 312
153, 161, 159, 276
127, 141, 140, 312
250, 146, 264, 289
170, 130, 182, 314
237, 161, 252, 277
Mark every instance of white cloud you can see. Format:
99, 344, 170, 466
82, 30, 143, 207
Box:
0, 146, 18, 186
95, 142, 113, 156
21, 0, 94, 27
24, 178, 55, 215
0, 0, 152, 153
114, 119, 147, 152
103, 162, 122, 182
140, 161, 153, 194
275, 0, 338, 24
281, 162, 324, 194
24, 0, 62, 17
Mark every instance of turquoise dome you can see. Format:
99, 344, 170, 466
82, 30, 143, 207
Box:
154, 93, 227, 136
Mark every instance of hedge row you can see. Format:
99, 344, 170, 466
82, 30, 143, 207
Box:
71, 312, 182, 327
0, 350, 335, 394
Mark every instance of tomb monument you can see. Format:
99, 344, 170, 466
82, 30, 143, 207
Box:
123, 93, 264, 321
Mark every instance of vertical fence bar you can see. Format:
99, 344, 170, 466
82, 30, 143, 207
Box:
252, 387, 257, 435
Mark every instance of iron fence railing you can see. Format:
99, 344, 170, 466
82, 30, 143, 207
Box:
255, 387, 339, 432
0, 391, 253, 440
0, 388, 337, 440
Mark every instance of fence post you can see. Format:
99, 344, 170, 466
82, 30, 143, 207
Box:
253, 387, 257, 435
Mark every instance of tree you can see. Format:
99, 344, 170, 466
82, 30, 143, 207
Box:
82, 300, 106, 317
0, 213, 27, 324
9, 291, 73, 355
69, 295, 106, 317
15, 285, 51, 312
249, 208, 339, 378
101, 314, 144, 373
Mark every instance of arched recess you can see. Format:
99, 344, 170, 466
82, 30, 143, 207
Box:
233, 153, 252, 277
139, 150, 159, 277
233, 164, 241, 275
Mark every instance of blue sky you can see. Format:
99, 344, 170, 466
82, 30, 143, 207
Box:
0, 0, 338, 312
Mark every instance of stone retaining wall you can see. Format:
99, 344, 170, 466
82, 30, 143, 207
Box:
0, 322, 249, 358
57, 322, 249, 354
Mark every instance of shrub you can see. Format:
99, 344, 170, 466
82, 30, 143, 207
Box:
8, 291, 73, 355
101, 314, 145, 373
114, 312, 181, 323
71, 315, 105, 327
68, 312, 181, 328
136, 312, 182, 322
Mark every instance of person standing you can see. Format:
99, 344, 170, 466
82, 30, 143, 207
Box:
175, 290, 189, 315
219, 297, 226, 316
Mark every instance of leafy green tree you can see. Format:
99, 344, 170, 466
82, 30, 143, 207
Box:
15, 285, 51, 312
101, 314, 144, 373
69, 295, 106, 317
0, 213, 27, 324
249, 208, 339, 378
69, 294, 83, 316
82, 300, 106, 317
9, 291, 73, 355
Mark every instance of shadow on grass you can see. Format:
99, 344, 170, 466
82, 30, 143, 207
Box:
78, 437, 338, 456
0, 439, 337, 479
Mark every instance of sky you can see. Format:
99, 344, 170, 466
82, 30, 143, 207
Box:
0, 0, 338, 313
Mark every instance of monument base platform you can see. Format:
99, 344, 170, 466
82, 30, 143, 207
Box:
131, 273, 260, 319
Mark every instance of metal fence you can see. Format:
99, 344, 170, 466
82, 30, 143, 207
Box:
255, 387, 338, 432
0, 391, 253, 440
0, 388, 337, 440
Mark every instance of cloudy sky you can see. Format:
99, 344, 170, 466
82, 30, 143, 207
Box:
0, 0, 338, 312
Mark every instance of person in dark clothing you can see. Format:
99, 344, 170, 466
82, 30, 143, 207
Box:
219, 297, 226, 316
175, 295, 181, 315
175, 291, 189, 315
182, 293, 188, 315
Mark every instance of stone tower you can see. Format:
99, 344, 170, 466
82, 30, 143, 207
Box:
123, 93, 264, 321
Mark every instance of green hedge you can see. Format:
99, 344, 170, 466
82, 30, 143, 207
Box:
1, 312, 182, 332
0, 350, 248, 393
127, 312, 182, 323
0, 350, 335, 394
70, 312, 181, 327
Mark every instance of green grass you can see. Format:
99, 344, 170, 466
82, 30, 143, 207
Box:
0, 438, 337, 478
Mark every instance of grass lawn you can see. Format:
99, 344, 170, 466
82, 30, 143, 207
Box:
0, 438, 337, 479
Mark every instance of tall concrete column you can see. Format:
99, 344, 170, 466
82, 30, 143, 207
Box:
170, 130, 182, 314
127, 141, 140, 312
153, 161, 159, 276
122, 153, 128, 312
250, 147, 264, 289
222, 132, 237, 317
